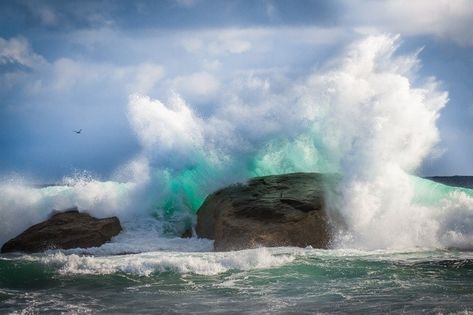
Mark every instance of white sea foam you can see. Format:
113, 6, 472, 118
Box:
27, 247, 295, 276
63, 217, 214, 255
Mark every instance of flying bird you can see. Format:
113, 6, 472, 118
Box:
73, 129, 82, 134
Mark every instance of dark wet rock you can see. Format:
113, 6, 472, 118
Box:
1, 207, 122, 253
196, 173, 337, 251
181, 228, 193, 238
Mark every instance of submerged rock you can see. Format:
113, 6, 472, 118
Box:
196, 173, 336, 251
1, 207, 122, 253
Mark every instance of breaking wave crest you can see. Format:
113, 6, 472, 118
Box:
17, 248, 295, 276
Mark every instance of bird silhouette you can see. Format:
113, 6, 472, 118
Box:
73, 129, 82, 134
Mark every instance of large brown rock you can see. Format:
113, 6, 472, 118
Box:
1, 207, 122, 253
196, 172, 337, 251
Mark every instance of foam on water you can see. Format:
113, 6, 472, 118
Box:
7, 247, 473, 278
18, 247, 295, 276
64, 217, 215, 255
3, 248, 473, 314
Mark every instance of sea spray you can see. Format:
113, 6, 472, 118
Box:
0, 174, 137, 246
1, 34, 473, 251
27, 247, 295, 276
301, 35, 473, 250
298, 34, 449, 249
124, 34, 473, 250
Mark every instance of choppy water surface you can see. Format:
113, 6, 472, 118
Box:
1, 247, 473, 314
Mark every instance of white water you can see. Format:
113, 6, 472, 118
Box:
16, 247, 295, 276
1, 34, 473, 251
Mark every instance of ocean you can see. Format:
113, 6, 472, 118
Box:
1, 248, 473, 313
1, 176, 473, 314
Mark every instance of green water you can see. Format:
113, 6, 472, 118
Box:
150, 136, 335, 215
412, 176, 473, 206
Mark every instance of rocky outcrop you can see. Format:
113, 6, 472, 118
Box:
1, 207, 122, 253
196, 173, 337, 251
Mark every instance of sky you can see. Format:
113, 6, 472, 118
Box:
1, 0, 473, 182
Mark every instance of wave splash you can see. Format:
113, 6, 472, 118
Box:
1, 34, 473, 251
17, 247, 295, 276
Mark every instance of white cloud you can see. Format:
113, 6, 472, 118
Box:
50, 58, 96, 92
181, 30, 253, 55
126, 63, 165, 94
346, 0, 473, 46
202, 59, 222, 72
177, 26, 349, 63
181, 37, 203, 52
170, 71, 220, 99
0, 36, 46, 69
208, 36, 251, 54
32, 58, 164, 94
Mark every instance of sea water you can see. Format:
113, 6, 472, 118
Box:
1, 177, 473, 314
1, 247, 473, 313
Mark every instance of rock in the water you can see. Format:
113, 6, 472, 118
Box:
196, 172, 336, 251
1, 207, 122, 253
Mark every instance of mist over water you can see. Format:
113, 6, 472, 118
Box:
1, 34, 473, 251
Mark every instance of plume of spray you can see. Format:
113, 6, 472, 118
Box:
298, 35, 473, 249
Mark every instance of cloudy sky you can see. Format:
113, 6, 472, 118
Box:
1, 0, 473, 182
